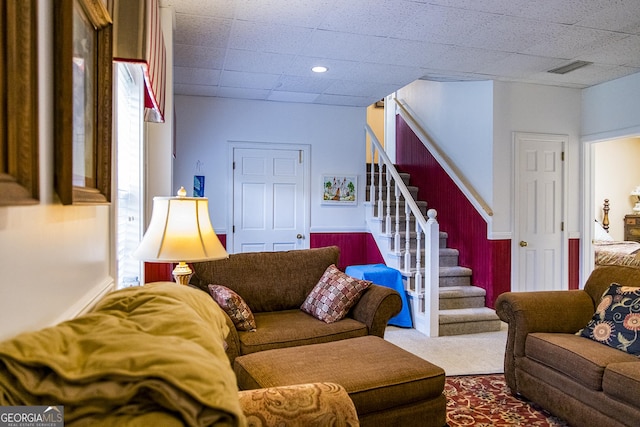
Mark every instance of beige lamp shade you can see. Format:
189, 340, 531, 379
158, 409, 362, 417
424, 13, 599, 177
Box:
133, 187, 228, 263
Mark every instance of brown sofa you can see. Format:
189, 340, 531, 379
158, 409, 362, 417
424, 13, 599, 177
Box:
190, 246, 403, 362
0, 282, 359, 426
496, 264, 640, 427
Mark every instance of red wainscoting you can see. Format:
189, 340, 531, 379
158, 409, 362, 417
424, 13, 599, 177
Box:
568, 238, 580, 290
395, 116, 511, 307
311, 233, 384, 271
143, 234, 228, 283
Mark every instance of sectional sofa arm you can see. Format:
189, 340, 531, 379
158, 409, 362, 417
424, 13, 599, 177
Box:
351, 284, 402, 337
220, 311, 241, 363
237, 382, 359, 426
495, 290, 595, 392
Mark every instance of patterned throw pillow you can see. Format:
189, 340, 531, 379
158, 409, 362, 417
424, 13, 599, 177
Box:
301, 264, 372, 324
579, 283, 640, 355
208, 284, 257, 332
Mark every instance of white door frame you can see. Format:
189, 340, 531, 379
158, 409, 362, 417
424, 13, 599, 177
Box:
512, 132, 569, 292
227, 141, 311, 253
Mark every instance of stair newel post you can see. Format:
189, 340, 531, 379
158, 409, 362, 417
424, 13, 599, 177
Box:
424, 209, 440, 337
385, 171, 391, 235
377, 162, 384, 220
394, 183, 401, 254
404, 203, 412, 272
369, 144, 376, 217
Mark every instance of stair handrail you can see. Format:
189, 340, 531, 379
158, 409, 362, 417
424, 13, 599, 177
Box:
365, 124, 428, 231
394, 98, 494, 221
366, 123, 440, 336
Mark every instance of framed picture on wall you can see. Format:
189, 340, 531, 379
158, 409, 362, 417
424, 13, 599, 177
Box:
322, 175, 357, 205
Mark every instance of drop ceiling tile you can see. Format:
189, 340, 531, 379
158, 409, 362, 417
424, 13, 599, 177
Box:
524, 26, 627, 59
286, 57, 358, 79
367, 39, 451, 68
174, 44, 226, 69
319, 0, 421, 37
324, 80, 399, 97
174, 14, 232, 47
347, 62, 424, 85
174, 84, 219, 97
531, 64, 640, 87
304, 30, 385, 62
267, 91, 319, 103
228, 21, 314, 54
217, 86, 270, 100
579, 35, 640, 67
474, 54, 568, 79
274, 75, 334, 93
428, 46, 513, 74
174, 67, 221, 86
234, 0, 336, 28
463, 15, 566, 52
395, 3, 493, 44
576, 1, 640, 34
220, 70, 280, 89
223, 49, 296, 74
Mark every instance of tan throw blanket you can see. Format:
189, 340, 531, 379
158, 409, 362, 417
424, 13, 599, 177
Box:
0, 282, 246, 427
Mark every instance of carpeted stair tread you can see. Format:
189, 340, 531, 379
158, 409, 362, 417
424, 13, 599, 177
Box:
439, 307, 499, 324
439, 286, 486, 299
439, 266, 472, 277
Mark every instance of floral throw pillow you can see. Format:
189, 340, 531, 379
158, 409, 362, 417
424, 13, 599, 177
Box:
301, 264, 372, 324
208, 284, 256, 332
579, 283, 640, 355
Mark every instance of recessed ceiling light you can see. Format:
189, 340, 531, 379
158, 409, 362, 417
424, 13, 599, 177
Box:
312, 66, 328, 73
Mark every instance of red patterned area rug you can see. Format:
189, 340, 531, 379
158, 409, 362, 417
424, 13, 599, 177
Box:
445, 374, 569, 426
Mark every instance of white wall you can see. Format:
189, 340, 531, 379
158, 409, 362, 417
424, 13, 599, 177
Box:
493, 82, 582, 234
172, 97, 368, 236
582, 72, 640, 141
0, 1, 113, 341
396, 79, 494, 209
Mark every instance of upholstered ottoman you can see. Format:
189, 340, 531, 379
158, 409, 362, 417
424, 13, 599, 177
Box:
234, 335, 446, 427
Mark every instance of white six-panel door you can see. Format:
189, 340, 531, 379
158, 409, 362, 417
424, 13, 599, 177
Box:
513, 132, 567, 292
232, 145, 309, 253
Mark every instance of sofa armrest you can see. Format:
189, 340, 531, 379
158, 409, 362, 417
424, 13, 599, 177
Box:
220, 311, 241, 364
495, 290, 595, 391
350, 284, 402, 337
237, 382, 359, 426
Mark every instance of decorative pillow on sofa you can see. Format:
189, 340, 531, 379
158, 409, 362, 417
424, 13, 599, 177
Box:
208, 284, 257, 332
301, 264, 371, 324
579, 283, 640, 355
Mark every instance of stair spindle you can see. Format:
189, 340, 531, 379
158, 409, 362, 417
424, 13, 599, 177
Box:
394, 183, 401, 254
404, 203, 411, 272
385, 169, 391, 235
377, 161, 383, 220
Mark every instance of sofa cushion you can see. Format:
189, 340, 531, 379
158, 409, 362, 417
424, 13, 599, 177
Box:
525, 332, 638, 390
579, 283, 640, 355
301, 264, 371, 323
208, 284, 256, 332
238, 309, 368, 355
603, 362, 640, 408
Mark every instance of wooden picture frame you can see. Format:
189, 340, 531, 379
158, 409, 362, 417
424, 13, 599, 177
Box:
322, 175, 358, 205
0, 0, 39, 206
54, 0, 113, 204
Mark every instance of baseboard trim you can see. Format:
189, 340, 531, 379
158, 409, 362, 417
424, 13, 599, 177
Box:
52, 277, 116, 323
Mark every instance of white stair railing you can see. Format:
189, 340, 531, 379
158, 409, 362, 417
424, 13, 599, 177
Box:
365, 124, 439, 337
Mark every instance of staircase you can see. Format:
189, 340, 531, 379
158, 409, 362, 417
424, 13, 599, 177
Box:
366, 169, 501, 336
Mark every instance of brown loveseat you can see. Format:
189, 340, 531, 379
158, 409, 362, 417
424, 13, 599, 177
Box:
496, 264, 640, 427
190, 246, 403, 363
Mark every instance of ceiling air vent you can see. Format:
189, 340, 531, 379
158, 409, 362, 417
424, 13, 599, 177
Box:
547, 61, 592, 75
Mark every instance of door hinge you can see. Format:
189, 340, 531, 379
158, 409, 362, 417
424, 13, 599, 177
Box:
561, 222, 564, 231
233, 161, 236, 170
561, 151, 565, 161
299, 150, 303, 164
232, 225, 235, 233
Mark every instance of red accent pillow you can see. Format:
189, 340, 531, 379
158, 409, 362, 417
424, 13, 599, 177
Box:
301, 264, 371, 323
208, 284, 256, 332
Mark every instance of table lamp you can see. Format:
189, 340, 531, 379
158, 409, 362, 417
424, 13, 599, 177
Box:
133, 186, 228, 285
632, 186, 640, 213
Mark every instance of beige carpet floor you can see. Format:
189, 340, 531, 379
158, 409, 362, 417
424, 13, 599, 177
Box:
384, 322, 508, 376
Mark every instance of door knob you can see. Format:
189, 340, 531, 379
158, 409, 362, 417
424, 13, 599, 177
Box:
519, 241, 528, 247
296, 234, 304, 239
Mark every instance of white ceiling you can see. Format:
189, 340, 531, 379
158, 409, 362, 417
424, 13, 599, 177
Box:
161, 0, 640, 107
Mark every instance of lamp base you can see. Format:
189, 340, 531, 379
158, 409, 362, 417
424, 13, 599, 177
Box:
634, 202, 640, 213
172, 261, 193, 286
